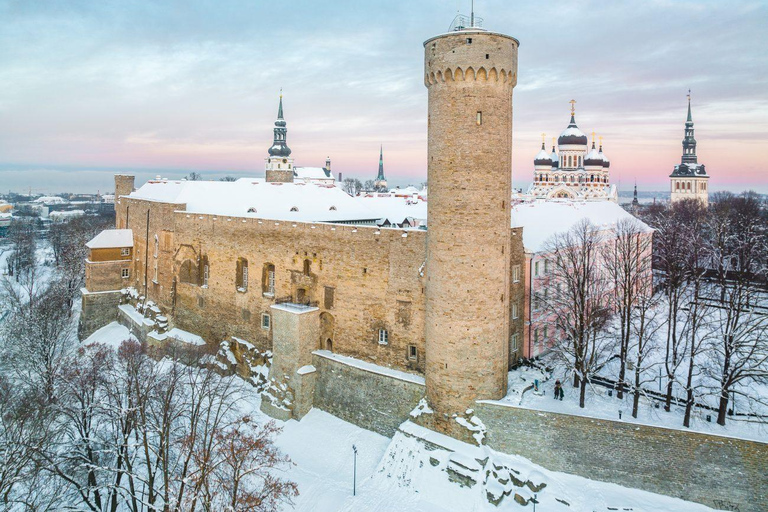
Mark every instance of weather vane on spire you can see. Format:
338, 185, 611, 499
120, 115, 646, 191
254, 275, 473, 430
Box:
687, 89, 691, 101
569, 99, 576, 115
280, 87, 283, 99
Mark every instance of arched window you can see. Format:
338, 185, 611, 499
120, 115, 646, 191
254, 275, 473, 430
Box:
236, 258, 248, 291
262, 263, 275, 295
567, 155, 572, 168
180, 259, 198, 285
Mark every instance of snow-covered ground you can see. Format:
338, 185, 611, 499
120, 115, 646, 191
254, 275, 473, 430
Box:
499, 362, 768, 443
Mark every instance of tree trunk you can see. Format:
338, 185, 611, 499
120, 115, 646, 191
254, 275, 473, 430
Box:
618, 357, 626, 400
579, 379, 587, 408
664, 379, 674, 412
717, 392, 729, 426
632, 367, 641, 418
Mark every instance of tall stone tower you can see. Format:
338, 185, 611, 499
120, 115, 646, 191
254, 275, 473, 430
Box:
423, 17, 518, 421
670, 92, 709, 205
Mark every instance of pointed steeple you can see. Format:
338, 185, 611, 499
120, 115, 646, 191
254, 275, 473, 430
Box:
268, 90, 291, 157
681, 90, 697, 164
632, 182, 639, 209
376, 145, 385, 181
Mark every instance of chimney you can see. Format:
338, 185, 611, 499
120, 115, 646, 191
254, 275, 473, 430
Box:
325, 156, 331, 171
338, 172, 343, 182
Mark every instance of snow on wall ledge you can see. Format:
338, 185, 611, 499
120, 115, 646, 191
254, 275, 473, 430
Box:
473, 401, 768, 512
311, 351, 425, 437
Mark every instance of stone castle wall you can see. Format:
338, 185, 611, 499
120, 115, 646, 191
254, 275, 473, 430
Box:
474, 401, 767, 512
311, 351, 425, 437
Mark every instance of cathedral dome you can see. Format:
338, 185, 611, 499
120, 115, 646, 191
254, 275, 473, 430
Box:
268, 143, 292, 157
584, 142, 603, 167
534, 143, 552, 166
558, 114, 588, 146
550, 145, 559, 168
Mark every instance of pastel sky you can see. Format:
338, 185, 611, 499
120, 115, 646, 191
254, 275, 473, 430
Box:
1, 0, 767, 194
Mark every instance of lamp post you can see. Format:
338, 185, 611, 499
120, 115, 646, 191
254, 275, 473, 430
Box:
531, 493, 539, 512
352, 444, 358, 496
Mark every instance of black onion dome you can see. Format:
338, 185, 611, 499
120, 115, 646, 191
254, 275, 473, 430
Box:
534, 142, 552, 165
558, 114, 589, 146
584, 142, 603, 166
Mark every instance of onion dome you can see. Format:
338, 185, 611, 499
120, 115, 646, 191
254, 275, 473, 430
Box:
598, 143, 610, 169
534, 142, 552, 166
558, 113, 589, 146
584, 141, 603, 167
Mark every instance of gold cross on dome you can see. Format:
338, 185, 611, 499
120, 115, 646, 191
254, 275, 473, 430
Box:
541, 133, 546, 143
591, 131, 596, 143
569, 99, 576, 114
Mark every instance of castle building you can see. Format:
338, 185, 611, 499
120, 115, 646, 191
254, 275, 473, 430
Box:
374, 145, 387, 190
526, 103, 617, 202
670, 93, 709, 205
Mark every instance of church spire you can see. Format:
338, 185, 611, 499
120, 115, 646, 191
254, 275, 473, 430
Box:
268, 90, 291, 157
681, 90, 697, 164
377, 145, 385, 181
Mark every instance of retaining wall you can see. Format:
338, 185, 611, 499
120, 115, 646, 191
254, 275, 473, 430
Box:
311, 351, 425, 437
475, 401, 768, 512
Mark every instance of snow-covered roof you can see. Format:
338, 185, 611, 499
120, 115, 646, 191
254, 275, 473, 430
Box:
511, 201, 651, 253
33, 195, 68, 204
127, 178, 378, 223
352, 195, 427, 225
86, 229, 134, 249
294, 166, 334, 180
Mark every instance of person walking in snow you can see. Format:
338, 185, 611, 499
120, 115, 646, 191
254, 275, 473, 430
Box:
554, 380, 564, 401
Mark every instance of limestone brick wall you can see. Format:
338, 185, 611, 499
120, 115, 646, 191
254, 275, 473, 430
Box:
85, 259, 130, 292
312, 351, 425, 437
170, 213, 428, 374
78, 290, 121, 339
423, 30, 519, 417
265, 169, 294, 183
508, 227, 525, 366
114, 175, 135, 225
122, 198, 183, 310
475, 401, 767, 512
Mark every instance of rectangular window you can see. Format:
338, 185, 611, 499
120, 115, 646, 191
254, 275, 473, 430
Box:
534, 328, 539, 344
511, 333, 519, 351
512, 265, 521, 283
466, 37, 472, 44
121, 268, 129, 279
203, 265, 209, 287
121, 247, 130, 256
511, 302, 519, 320
544, 259, 549, 274
242, 265, 248, 290
543, 326, 549, 340
476, 111, 482, 125
153, 261, 158, 282
262, 313, 270, 329
268, 269, 275, 294
378, 329, 388, 345
534, 261, 540, 277
408, 345, 417, 361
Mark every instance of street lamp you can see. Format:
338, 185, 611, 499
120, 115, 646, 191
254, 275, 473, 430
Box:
531, 493, 539, 512
352, 444, 358, 496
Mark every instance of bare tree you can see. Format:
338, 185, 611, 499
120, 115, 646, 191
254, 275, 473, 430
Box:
704, 192, 768, 425
540, 219, 614, 407
187, 172, 203, 181
5, 218, 36, 280
342, 178, 363, 196
219, 176, 237, 182
602, 217, 653, 398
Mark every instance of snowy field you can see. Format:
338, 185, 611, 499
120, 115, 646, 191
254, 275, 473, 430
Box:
500, 362, 768, 443
85, 323, 726, 512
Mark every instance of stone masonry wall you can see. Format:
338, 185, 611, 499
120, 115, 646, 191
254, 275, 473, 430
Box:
78, 290, 121, 339
475, 401, 767, 512
312, 352, 425, 437
171, 213, 429, 374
